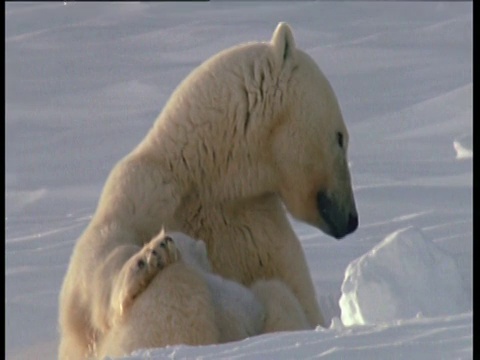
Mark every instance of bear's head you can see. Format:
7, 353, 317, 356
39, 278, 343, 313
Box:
268, 23, 358, 239
155, 22, 358, 240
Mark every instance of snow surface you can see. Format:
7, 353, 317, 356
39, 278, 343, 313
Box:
5, 2, 472, 359
339, 226, 471, 326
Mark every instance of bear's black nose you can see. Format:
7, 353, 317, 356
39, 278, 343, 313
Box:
347, 213, 358, 234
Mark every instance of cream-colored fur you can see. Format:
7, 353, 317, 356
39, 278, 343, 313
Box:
98, 232, 220, 358
58, 22, 358, 359
98, 231, 308, 358
251, 280, 310, 333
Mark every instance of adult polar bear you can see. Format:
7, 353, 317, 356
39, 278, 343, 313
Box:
59, 22, 358, 358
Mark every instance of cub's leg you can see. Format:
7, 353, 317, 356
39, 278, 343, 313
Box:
99, 260, 219, 357
111, 230, 179, 319
251, 279, 310, 333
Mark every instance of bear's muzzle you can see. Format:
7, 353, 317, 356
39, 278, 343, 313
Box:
316, 192, 358, 239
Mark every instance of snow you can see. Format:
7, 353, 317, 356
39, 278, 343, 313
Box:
5, 2, 472, 359
339, 226, 471, 326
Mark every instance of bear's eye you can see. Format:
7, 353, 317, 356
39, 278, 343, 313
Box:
336, 132, 344, 148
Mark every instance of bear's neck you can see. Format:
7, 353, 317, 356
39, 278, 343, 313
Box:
138, 109, 279, 208
136, 55, 282, 207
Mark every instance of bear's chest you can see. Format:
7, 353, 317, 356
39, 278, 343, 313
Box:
176, 201, 287, 285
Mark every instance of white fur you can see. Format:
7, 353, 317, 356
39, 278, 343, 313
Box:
164, 233, 267, 344
58, 22, 357, 359
98, 232, 308, 358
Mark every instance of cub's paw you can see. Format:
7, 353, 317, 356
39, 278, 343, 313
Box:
114, 231, 180, 316
144, 231, 179, 269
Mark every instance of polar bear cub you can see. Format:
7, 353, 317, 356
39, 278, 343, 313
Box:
167, 231, 267, 343
98, 231, 308, 358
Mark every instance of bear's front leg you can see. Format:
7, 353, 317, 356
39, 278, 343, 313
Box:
111, 231, 180, 319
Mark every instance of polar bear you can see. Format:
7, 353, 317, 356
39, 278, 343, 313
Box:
58, 22, 358, 359
98, 231, 309, 359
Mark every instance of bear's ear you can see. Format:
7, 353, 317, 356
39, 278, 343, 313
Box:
271, 22, 296, 67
